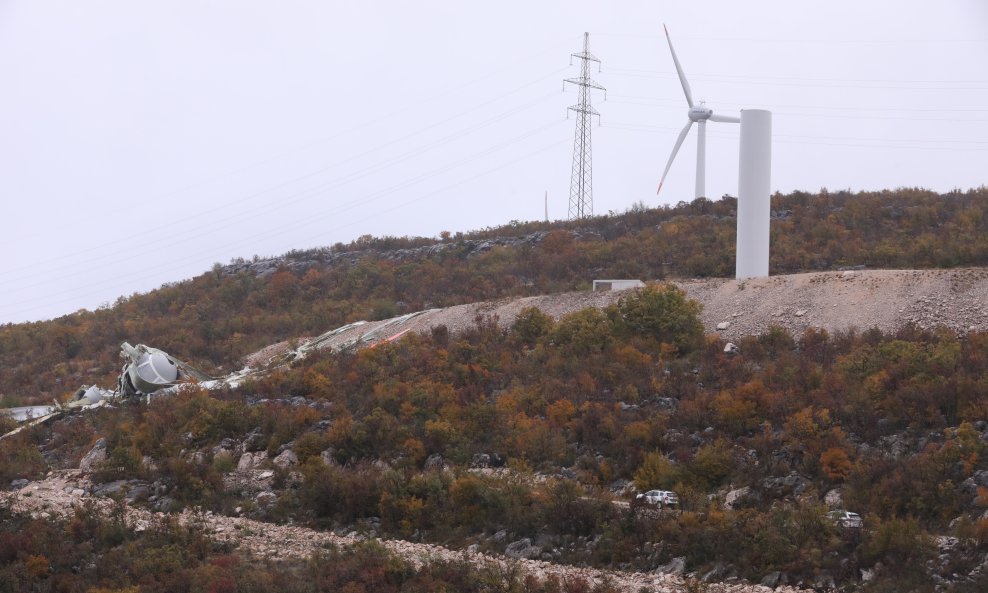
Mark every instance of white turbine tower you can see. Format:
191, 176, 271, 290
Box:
657, 25, 739, 199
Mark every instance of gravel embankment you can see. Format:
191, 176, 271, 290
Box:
679, 268, 988, 342
246, 268, 988, 366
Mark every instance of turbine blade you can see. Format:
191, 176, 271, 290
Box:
657, 121, 694, 195
663, 24, 694, 108
709, 114, 740, 123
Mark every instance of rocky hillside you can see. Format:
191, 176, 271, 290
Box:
4, 188, 988, 405
3, 469, 812, 593
4, 282, 988, 592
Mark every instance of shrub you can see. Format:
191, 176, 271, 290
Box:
614, 283, 704, 353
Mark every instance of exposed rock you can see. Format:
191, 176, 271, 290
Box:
716, 321, 731, 330
220, 232, 551, 279
651, 398, 676, 413
125, 485, 150, 504
471, 453, 491, 468
761, 472, 810, 498
255, 491, 277, 506
760, 571, 788, 588
825, 488, 843, 508
79, 438, 107, 472
243, 429, 266, 452
141, 456, 159, 473
92, 480, 129, 497
152, 496, 177, 512
813, 572, 835, 589
10, 479, 28, 489
424, 454, 446, 471
878, 434, 910, 458
723, 342, 740, 355
724, 486, 751, 510
662, 429, 684, 445
702, 562, 734, 582
655, 557, 686, 576
609, 479, 635, 497
238, 451, 268, 471
211, 438, 241, 457
504, 538, 542, 560
273, 449, 298, 469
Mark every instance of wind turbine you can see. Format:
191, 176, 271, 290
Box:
657, 24, 740, 199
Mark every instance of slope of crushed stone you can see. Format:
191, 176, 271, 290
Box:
680, 268, 988, 342
2, 470, 809, 593
246, 268, 988, 367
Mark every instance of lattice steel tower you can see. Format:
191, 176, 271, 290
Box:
564, 32, 605, 220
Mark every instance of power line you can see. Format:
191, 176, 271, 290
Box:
608, 93, 988, 113
3, 118, 569, 312
5, 135, 571, 319
606, 66, 988, 86
595, 32, 988, 45
3, 66, 568, 279
602, 122, 988, 151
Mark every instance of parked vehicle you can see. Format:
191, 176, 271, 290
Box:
827, 510, 863, 528
634, 489, 679, 508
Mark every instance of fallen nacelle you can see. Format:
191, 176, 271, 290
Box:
2, 342, 214, 440
117, 342, 212, 397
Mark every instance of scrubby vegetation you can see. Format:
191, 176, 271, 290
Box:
4, 284, 988, 591
2, 188, 988, 406
0, 506, 617, 593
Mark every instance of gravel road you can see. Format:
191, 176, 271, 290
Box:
2, 470, 810, 593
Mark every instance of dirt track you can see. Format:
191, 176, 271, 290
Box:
3, 470, 808, 593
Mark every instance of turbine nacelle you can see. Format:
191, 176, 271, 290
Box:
688, 104, 713, 122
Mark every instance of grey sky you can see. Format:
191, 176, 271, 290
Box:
1, 1, 986, 324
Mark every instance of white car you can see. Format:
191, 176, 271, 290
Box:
634, 489, 679, 508
827, 510, 863, 528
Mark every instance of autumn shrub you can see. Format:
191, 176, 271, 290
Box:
512, 306, 554, 347
549, 308, 614, 355
300, 460, 384, 524
540, 479, 613, 536
293, 430, 330, 463
161, 456, 226, 507
0, 434, 47, 484
682, 439, 736, 491
613, 283, 704, 353
633, 451, 679, 491
858, 517, 937, 592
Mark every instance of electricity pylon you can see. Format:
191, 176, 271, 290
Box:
564, 32, 605, 220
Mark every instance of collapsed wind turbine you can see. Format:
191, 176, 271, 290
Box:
657, 24, 739, 199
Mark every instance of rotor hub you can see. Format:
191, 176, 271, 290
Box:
688, 105, 713, 122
